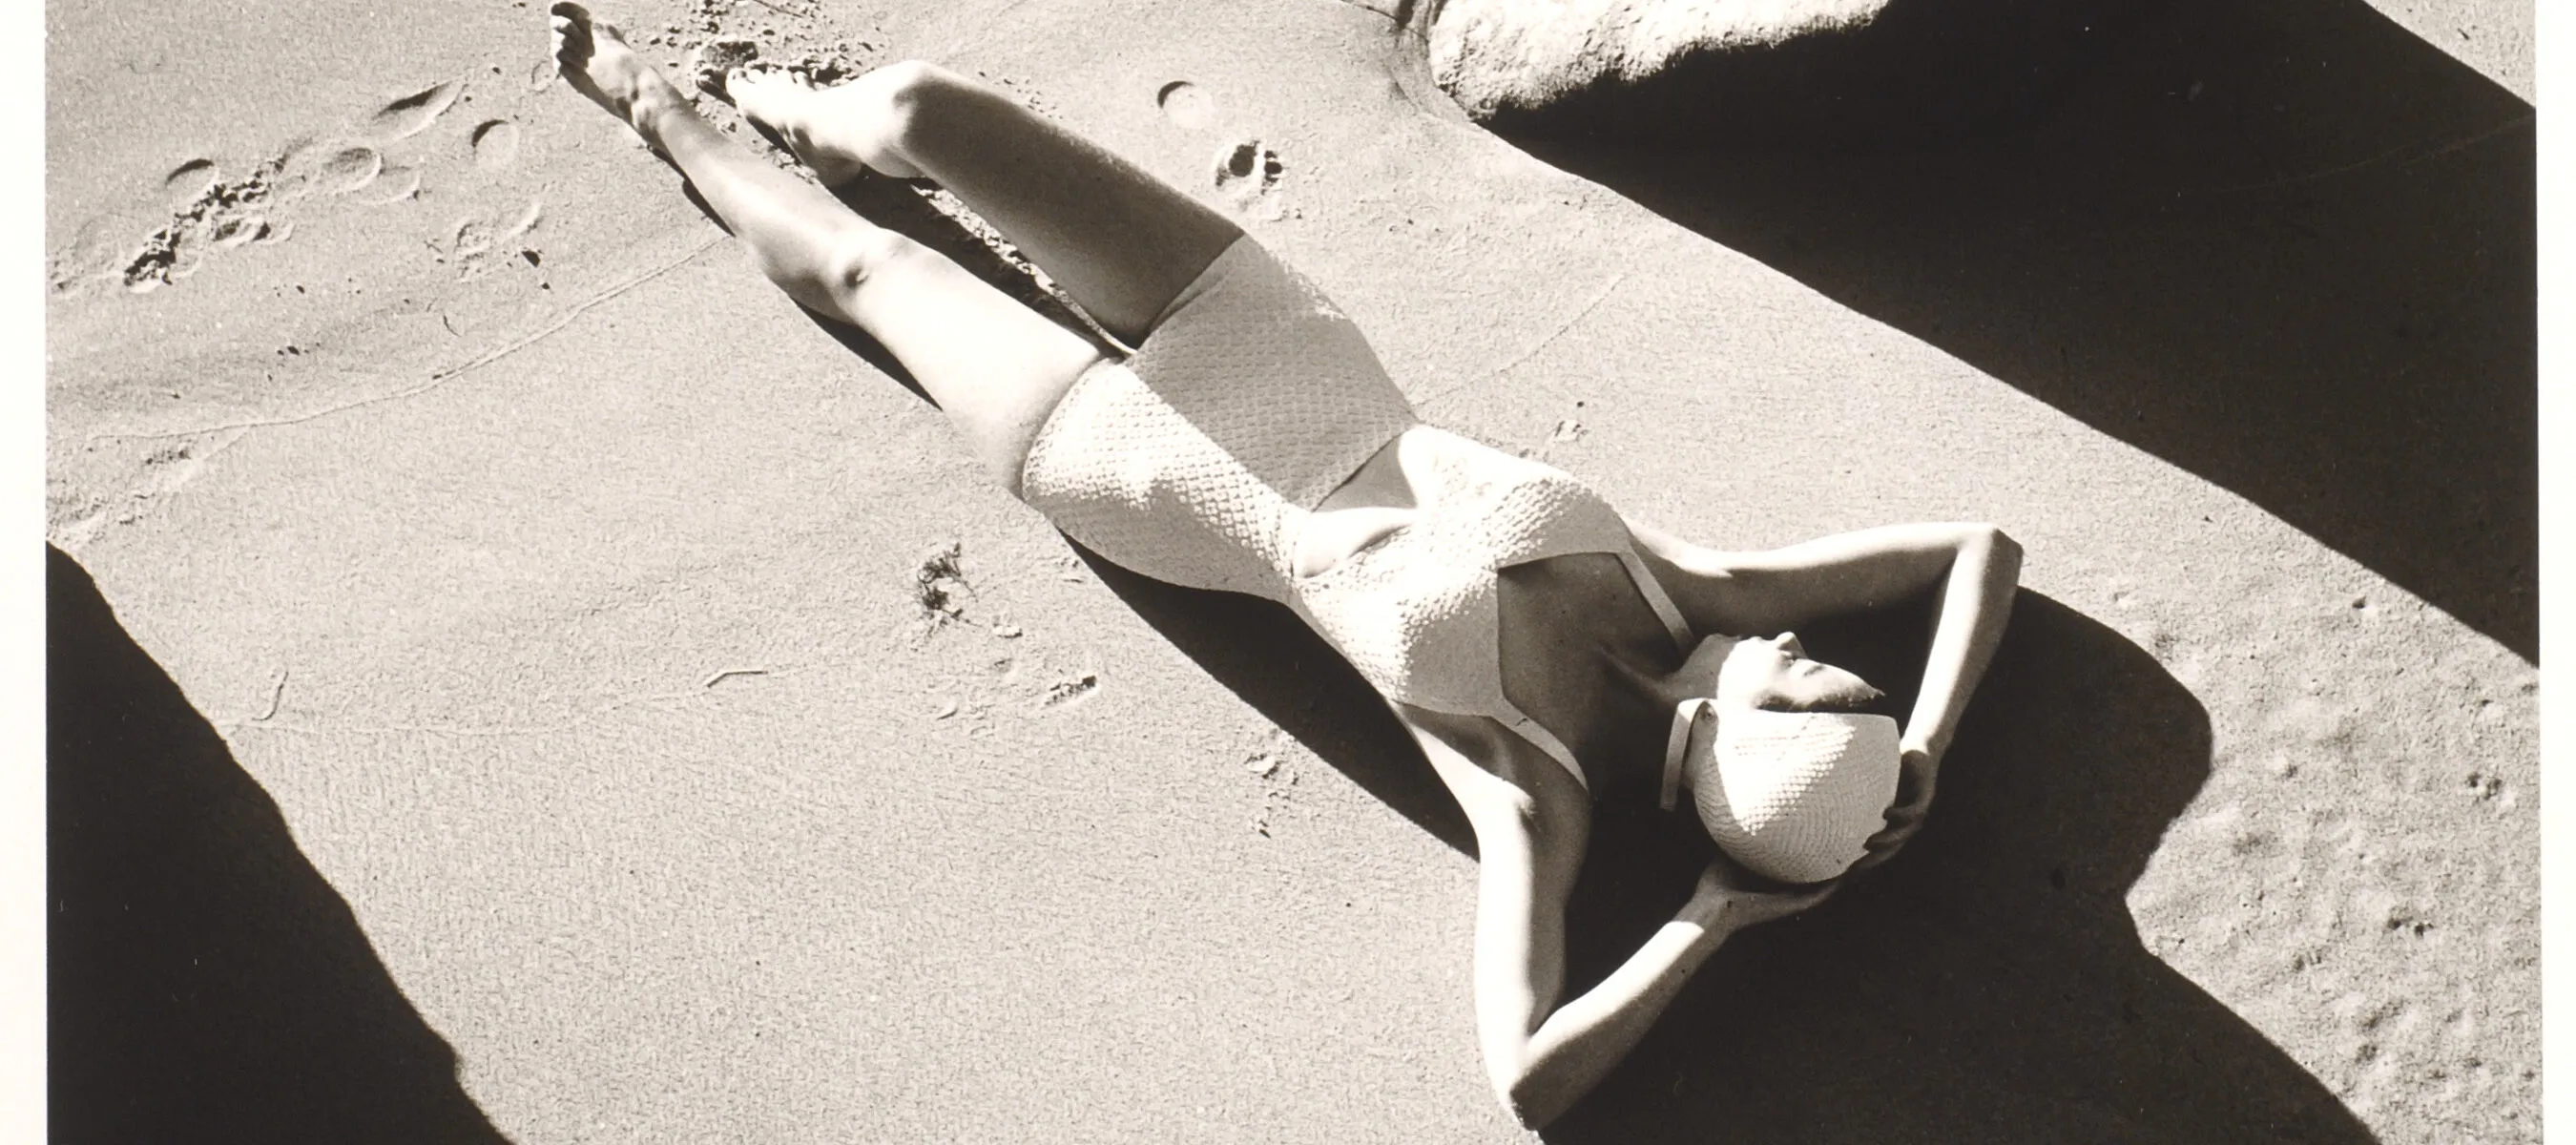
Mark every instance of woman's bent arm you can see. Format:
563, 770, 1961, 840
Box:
1627, 520, 2023, 862
1404, 707, 1752, 1128
1896, 525, 2021, 761
1501, 889, 1735, 1127
1626, 520, 2021, 754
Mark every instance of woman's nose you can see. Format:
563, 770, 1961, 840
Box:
1776, 632, 1805, 656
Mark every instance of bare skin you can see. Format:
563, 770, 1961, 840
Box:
551, 10, 2022, 1127
555, 4, 1111, 489
725, 69, 913, 183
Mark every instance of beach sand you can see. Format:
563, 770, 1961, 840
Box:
46, 0, 2534, 1139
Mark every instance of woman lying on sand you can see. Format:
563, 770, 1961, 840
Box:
552, 4, 2018, 1127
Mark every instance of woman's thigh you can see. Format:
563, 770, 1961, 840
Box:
885, 65, 1244, 347
842, 234, 1104, 494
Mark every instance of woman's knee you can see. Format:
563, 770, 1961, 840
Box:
756, 223, 916, 320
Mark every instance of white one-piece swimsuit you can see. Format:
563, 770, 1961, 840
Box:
1018, 236, 1693, 786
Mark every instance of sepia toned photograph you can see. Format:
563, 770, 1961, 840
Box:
44, 0, 2535, 1139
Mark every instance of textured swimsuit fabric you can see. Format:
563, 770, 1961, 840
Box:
1018, 237, 1682, 776
1018, 237, 1418, 603
1287, 427, 1656, 720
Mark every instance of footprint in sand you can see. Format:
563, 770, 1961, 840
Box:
48, 218, 126, 296
317, 144, 385, 195
73, 68, 492, 298
208, 215, 269, 249
1041, 671, 1101, 709
447, 218, 495, 260
1212, 138, 1286, 220
433, 198, 544, 278
112, 159, 297, 293
365, 77, 466, 142
265, 138, 385, 202
469, 119, 521, 170
1156, 80, 1214, 131
359, 163, 424, 205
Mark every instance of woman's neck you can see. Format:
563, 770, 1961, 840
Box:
1646, 633, 1738, 711
1600, 635, 1728, 754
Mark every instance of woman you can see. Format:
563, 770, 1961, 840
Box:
551, 6, 2020, 1127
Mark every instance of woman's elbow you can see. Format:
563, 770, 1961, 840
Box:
1988, 526, 2025, 579
1957, 523, 2023, 570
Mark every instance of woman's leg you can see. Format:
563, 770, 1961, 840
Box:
551, 4, 1099, 490
727, 62, 1245, 347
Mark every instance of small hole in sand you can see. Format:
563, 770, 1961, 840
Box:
470, 120, 521, 169
162, 158, 219, 203
1155, 80, 1214, 131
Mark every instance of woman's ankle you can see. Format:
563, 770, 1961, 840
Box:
627, 79, 699, 148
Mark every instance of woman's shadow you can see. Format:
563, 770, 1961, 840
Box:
701, 149, 2369, 1143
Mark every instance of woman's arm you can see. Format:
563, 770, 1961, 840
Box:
1891, 525, 2022, 761
1627, 520, 2023, 862
1400, 706, 1829, 1128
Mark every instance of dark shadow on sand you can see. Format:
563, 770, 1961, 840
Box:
1493, 0, 2535, 660
1072, 552, 1478, 851
49, 545, 512, 1144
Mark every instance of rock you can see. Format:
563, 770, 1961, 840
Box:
1426, 0, 1882, 114
1409, 0, 2145, 144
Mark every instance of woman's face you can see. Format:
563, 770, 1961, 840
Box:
1716, 633, 1883, 712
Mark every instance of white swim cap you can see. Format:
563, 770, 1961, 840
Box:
1661, 699, 1901, 884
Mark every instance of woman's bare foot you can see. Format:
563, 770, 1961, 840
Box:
551, 3, 687, 141
727, 66, 926, 183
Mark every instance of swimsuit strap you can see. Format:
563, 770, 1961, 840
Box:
1481, 535, 1692, 796
1661, 697, 1714, 812
1614, 549, 1695, 652
1497, 701, 1589, 791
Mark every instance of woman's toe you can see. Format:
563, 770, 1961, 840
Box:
732, 72, 793, 125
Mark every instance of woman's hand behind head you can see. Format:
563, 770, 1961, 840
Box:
1692, 849, 1839, 930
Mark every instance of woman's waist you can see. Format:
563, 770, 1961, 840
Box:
1291, 425, 1604, 581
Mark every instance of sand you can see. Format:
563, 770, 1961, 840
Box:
45, 0, 2535, 1140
